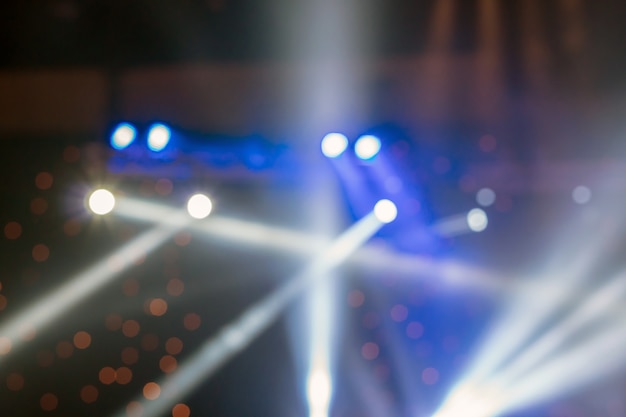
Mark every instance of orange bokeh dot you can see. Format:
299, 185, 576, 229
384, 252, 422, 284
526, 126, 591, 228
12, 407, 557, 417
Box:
30, 197, 48, 215
0, 337, 12, 355
174, 232, 191, 247
126, 401, 143, 417
159, 355, 178, 373
141, 333, 159, 351
35, 172, 54, 190
56, 340, 74, 359
122, 320, 140, 338
0, 294, 7, 311
37, 350, 55, 367
80, 385, 98, 403
7, 373, 25, 391
4, 221, 22, 239
183, 313, 201, 331
32, 244, 50, 262
63, 145, 80, 163
73, 331, 91, 349
121, 347, 139, 365
123, 279, 140, 297
165, 337, 183, 355
149, 298, 168, 316
143, 382, 161, 400
105, 314, 123, 331
166, 278, 184, 296
99, 367, 117, 385
63, 219, 81, 236
40, 393, 58, 411
172, 403, 191, 417
116, 367, 133, 385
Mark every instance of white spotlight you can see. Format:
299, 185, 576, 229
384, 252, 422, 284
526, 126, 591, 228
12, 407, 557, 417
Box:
307, 368, 332, 417
354, 135, 381, 160
88, 189, 116, 215
467, 208, 488, 232
147, 123, 171, 152
321, 133, 349, 158
374, 199, 397, 224
187, 194, 213, 219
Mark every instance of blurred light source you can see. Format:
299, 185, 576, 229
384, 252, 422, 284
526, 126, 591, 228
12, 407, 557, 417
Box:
88, 189, 115, 215
147, 124, 171, 152
307, 368, 332, 417
374, 199, 397, 223
572, 186, 591, 205
321, 133, 349, 158
354, 135, 381, 160
110, 123, 137, 150
476, 188, 496, 207
186, 194, 213, 219
467, 208, 488, 232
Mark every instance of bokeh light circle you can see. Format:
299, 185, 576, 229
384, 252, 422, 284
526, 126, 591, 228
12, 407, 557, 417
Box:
186, 194, 213, 219
467, 208, 488, 232
321, 133, 349, 158
88, 189, 115, 215
374, 199, 397, 223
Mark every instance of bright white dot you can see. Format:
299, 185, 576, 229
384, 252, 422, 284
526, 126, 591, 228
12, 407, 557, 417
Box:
88, 189, 115, 215
572, 185, 592, 205
354, 135, 381, 160
374, 199, 397, 223
307, 368, 332, 414
467, 208, 488, 232
187, 194, 213, 219
147, 123, 171, 152
321, 133, 348, 158
110, 123, 136, 150
476, 188, 496, 207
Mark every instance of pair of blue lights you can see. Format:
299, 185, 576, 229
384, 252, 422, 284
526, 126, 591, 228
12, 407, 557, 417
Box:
110, 122, 172, 152
321, 133, 382, 160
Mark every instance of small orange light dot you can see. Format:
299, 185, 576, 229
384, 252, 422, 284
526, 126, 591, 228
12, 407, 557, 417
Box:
122, 320, 140, 338
123, 279, 140, 297
105, 314, 123, 331
35, 172, 54, 190
149, 298, 168, 316
172, 403, 191, 417
183, 313, 201, 331
116, 367, 133, 385
121, 347, 139, 365
165, 337, 183, 355
143, 382, 161, 400
166, 278, 185, 296
63, 218, 82, 236
56, 340, 74, 359
159, 355, 178, 373
99, 367, 116, 385
30, 197, 48, 215
32, 244, 50, 263
80, 385, 98, 404
6, 373, 25, 391
126, 401, 143, 417
73, 331, 91, 349
40, 393, 58, 411
4, 221, 22, 239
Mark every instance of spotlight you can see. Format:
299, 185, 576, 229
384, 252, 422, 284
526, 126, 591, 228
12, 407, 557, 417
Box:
187, 194, 213, 219
467, 208, 488, 232
354, 135, 381, 160
374, 199, 397, 223
321, 133, 349, 158
88, 189, 116, 215
110, 123, 137, 150
147, 123, 171, 152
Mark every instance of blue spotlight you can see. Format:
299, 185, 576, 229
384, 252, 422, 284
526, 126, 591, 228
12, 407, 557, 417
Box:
110, 123, 137, 150
354, 135, 381, 160
321, 133, 349, 158
147, 123, 171, 152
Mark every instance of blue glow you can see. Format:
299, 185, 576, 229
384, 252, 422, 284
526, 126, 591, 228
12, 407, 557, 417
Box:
110, 123, 137, 150
354, 135, 381, 160
147, 123, 171, 152
321, 133, 349, 158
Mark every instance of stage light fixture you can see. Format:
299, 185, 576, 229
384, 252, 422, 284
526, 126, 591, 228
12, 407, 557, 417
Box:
187, 194, 213, 219
467, 208, 488, 232
88, 189, 116, 215
147, 123, 171, 152
374, 199, 397, 223
110, 123, 137, 150
321, 133, 349, 158
354, 135, 381, 160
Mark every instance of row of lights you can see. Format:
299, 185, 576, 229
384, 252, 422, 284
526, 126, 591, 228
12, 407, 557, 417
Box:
87, 189, 398, 224
321, 133, 382, 160
110, 123, 172, 152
